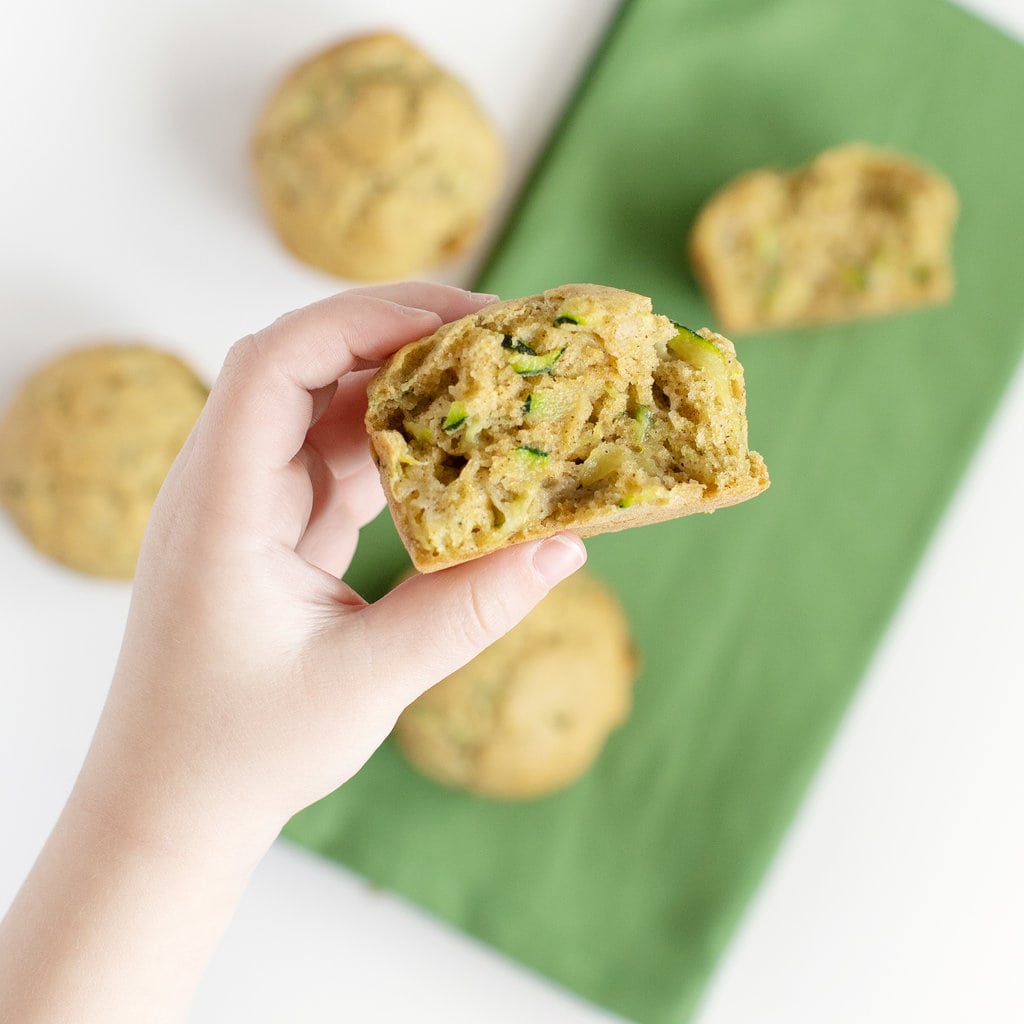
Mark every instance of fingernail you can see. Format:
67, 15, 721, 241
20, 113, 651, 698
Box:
468, 290, 499, 303
533, 534, 586, 586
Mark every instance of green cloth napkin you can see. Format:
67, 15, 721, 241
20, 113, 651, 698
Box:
284, 1, 1024, 1020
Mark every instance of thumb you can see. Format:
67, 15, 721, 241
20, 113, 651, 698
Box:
358, 534, 587, 708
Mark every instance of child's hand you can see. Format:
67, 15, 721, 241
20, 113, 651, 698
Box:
0, 284, 587, 1023
0, 284, 585, 1024
84, 283, 587, 849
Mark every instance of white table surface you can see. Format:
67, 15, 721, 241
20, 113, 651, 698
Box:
1, 1, 1022, 1021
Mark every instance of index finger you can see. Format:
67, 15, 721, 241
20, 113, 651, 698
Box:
194, 284, 494, 490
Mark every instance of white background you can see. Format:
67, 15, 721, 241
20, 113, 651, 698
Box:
1, 1, 1022, 1021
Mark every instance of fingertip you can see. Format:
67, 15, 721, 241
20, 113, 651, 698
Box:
531, 533, 587, 587
345, 282, 497, 325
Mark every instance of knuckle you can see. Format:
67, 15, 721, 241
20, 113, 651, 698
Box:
221, 332, 259, 378
221, 329, 294, 391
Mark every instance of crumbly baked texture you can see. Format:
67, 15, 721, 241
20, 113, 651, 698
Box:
393, 568, 638, 800
251, 32, 503, 281
365, 283, 769, 572
0, 344, 207, 578
688, 143, 958, 333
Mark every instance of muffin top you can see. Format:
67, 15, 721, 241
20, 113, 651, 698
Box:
251, 32, 503, 281
0, 343, 207, 578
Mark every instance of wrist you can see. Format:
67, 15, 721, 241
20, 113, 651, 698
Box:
68, 768, 279, 884
0, 747, 280, 1024
71, 719, 284, 882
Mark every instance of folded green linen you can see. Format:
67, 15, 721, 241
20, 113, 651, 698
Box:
285, 1, 1024, 1020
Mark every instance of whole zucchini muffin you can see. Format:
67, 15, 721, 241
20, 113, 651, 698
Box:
0, 344, 207, 578
365, 283, 769, 572
251, 32, 503, 281
393, 568, 638, 800
688, 143, 958, 332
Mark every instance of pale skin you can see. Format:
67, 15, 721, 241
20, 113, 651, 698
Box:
0, 283, 587, 1023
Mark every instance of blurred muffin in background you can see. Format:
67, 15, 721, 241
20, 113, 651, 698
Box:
689, 143, 958, 333
393, 568, 639, 800
0, 344, 207, 578
251, 32, 503, 281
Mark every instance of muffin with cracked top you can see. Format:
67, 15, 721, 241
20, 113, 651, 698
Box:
251, 32, 503, 280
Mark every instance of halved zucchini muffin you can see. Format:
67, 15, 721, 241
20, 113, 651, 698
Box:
365, 283, 769, 571
688, 143, 958, 332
